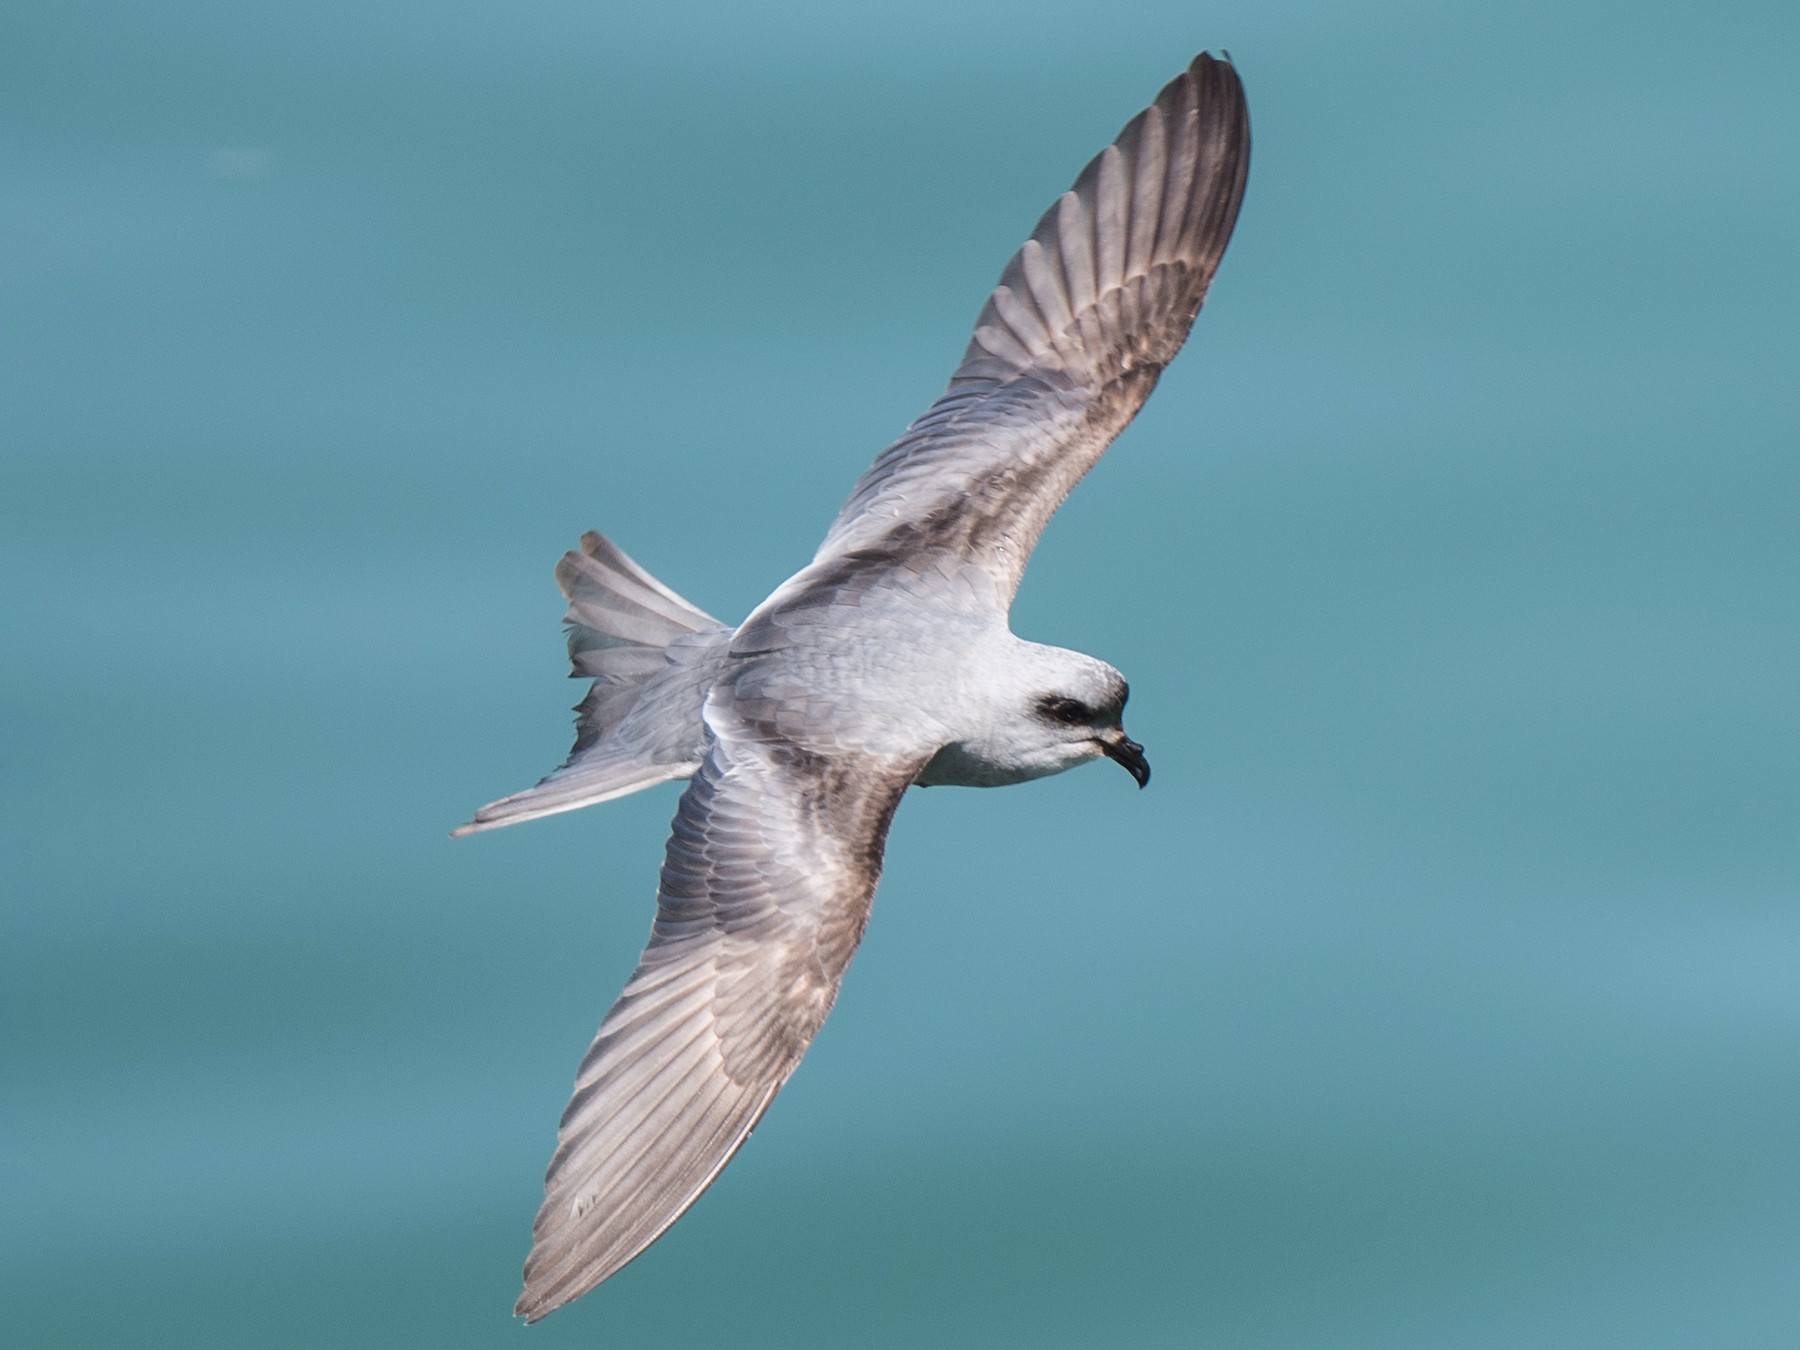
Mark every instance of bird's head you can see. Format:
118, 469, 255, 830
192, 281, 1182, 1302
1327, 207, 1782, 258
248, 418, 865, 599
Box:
988, 643, 1148, 788
1023, 649, 1148, 787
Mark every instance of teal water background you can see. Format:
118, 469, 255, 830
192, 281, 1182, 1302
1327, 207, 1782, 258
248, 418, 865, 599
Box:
5, 3, 1797, 1345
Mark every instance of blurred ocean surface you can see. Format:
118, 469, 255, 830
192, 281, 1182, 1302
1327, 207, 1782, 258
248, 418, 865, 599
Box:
4, 2, 1797, 1345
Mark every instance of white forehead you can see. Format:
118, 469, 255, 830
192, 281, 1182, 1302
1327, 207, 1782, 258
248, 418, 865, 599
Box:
1010, 641, 1125, 704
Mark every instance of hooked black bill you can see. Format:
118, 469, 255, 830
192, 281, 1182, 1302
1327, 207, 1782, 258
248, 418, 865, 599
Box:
1101, 735, 1150, 788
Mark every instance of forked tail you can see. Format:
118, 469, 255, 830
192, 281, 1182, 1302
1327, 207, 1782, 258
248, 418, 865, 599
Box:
454, 532, 729, 836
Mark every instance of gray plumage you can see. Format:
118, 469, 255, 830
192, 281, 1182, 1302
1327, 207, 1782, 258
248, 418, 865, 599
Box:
460, 52, 1250, 1321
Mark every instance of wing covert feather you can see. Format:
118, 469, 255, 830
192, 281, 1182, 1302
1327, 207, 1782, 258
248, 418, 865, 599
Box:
812, 52, 1250, 606
515, 710, 922, 1320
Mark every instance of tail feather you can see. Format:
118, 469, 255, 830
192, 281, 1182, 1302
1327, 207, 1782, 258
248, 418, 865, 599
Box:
452, 752, 686, 837
455, 531, 728, 837
557, 531, 722, 670
556, 532, 728, 749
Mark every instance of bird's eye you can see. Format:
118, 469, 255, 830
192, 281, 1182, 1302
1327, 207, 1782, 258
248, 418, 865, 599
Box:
1040, 697, 1091, 725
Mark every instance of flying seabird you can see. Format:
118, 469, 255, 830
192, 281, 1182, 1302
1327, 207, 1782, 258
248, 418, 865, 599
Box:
458, 51, 1251, 1320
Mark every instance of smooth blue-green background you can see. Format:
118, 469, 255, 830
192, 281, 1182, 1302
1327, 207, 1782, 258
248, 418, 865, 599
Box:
5, 3, 1796, 1346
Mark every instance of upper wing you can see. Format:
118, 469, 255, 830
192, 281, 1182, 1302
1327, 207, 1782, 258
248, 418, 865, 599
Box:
514, 701, 924, 1320
809, 52, 1249, 608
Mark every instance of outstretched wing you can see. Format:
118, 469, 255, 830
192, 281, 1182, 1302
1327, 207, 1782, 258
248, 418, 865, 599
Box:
515, 702, 924, 1320
808, 52, 1249, 609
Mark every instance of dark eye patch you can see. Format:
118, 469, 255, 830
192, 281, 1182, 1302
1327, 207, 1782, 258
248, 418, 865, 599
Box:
1038, 696, 1093, 725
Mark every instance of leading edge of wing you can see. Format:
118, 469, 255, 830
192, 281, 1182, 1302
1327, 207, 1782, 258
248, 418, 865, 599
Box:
809, 52, 1250, 605
514, 702, 925, 1320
